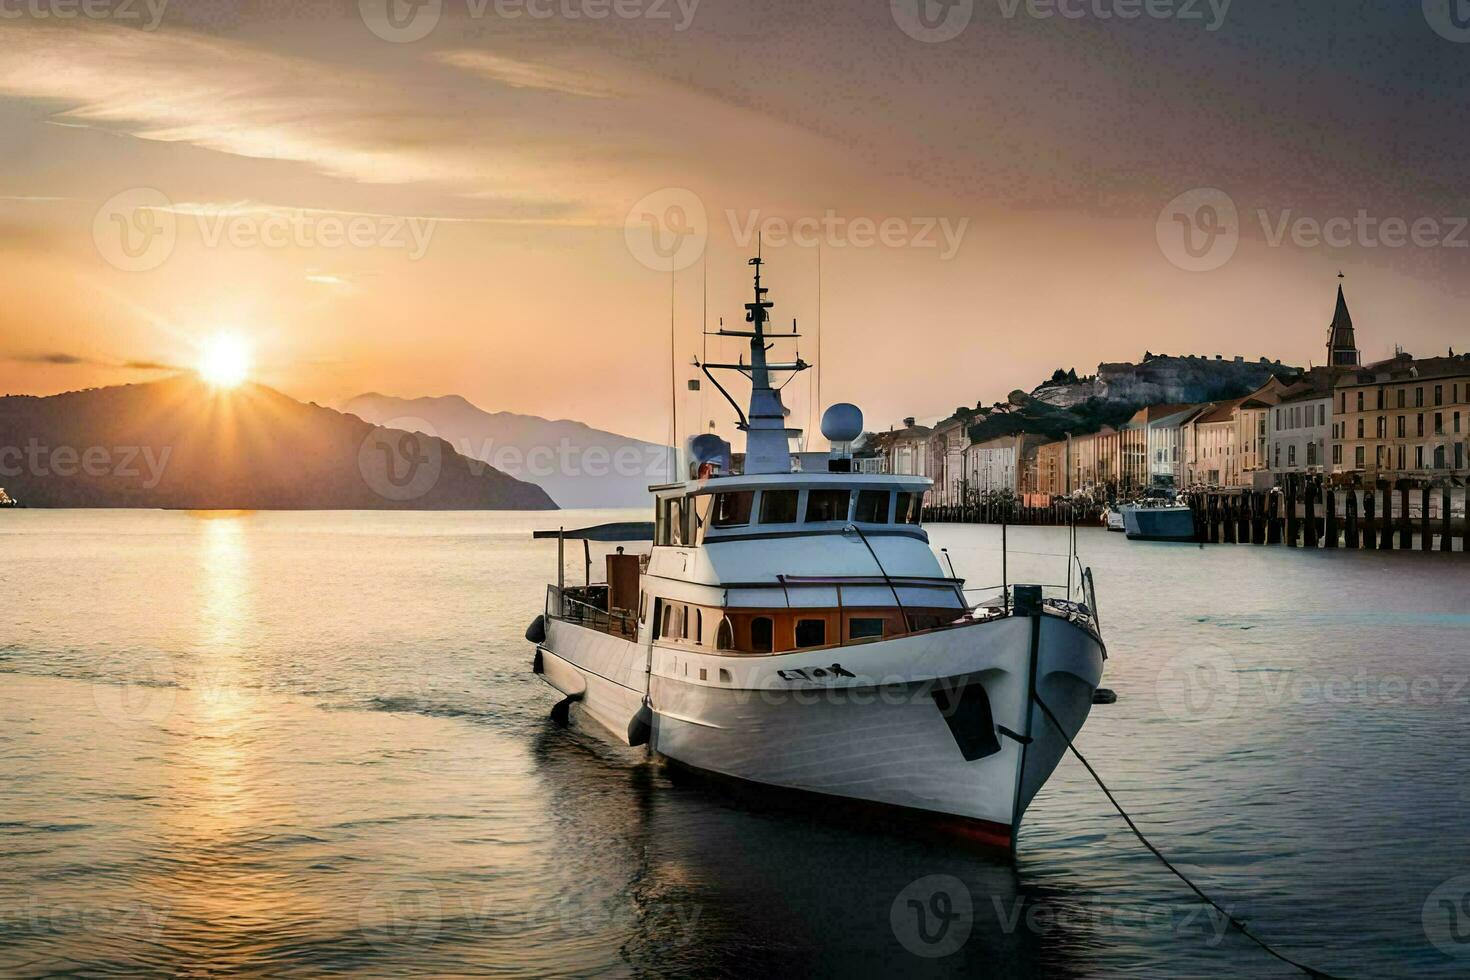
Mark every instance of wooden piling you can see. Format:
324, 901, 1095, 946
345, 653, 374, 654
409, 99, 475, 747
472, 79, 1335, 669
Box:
1285, 481, 1298, 547
1267, 492, 1281, 544
1344, 491, 1358, 549
1311, 484, 1323, 549
1324, 489, 1338, 548
1399, 486, 1412, 550
1422, 487, 1434, 552
1363, 490, 1376, 551
1442, 488, 1454, 553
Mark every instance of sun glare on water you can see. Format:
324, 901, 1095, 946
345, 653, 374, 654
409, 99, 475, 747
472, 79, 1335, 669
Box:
197, 335, 252, 389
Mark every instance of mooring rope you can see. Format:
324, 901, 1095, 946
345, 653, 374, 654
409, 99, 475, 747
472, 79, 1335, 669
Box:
1031, 692, 1344, 980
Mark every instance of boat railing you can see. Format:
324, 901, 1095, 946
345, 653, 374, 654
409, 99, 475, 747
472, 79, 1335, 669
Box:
545, 584, 639, 641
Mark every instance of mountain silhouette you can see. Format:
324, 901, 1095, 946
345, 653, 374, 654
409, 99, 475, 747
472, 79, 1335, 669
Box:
0, 377, 555, 510
342, 392, 671, 508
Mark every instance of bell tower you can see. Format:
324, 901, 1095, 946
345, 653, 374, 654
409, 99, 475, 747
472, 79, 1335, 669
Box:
1326, 272, 1361, 367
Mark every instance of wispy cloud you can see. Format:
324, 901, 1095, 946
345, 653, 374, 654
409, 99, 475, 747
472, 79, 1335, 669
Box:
5, 351, 175, 371
433, 50, 615, 99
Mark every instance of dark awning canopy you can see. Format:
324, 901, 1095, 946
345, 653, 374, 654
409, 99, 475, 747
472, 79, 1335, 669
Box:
533, 522, 654, 542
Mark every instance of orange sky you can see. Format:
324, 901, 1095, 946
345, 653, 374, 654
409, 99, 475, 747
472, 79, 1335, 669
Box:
1, 4, 1467, 444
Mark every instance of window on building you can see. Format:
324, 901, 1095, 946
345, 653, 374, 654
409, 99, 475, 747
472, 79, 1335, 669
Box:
1416, 446, 1425, 469
1398, 389, 1406, 408
1435, 446, 1446, 469
1435, 385, 1444, 406
1458, 444, 1466, 470
853, 490, 890, 523
749, 616, 774, 653
1355, 446, 1365, 468
1376, 417, 1387, 438
794, 619, 827, 648
804, 489, 851, 523
758, 489, 799, 524
711, 491, 754, 527
1398, 416, 1406, 438
1357, 419, 1365, 438
1357, 391, 1365, 411
1274, 444, 1281, 467
1307, 443, 1317, 466
1418, 414, 1425, 438
1376, 389, 1385, 410
1333, 444, 1342, 465
1457, 413, 1463, 434
1398, 446, 1406, 470
848, 617, 885, 641
1288, 445, 1296, 466
1416, 387, 1425, 408
1435, 413, 1444, 435
1319, 404, 1326, 427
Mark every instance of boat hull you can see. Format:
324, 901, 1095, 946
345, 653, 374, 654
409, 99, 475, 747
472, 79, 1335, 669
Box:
1122, 505, 1196, 542
534, 611, 1104, 848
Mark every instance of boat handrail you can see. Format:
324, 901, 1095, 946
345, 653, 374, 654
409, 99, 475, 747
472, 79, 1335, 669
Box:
546, 585, 639, 641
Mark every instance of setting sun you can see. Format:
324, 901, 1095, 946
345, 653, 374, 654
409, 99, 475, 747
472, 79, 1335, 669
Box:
197, 335, 252, 389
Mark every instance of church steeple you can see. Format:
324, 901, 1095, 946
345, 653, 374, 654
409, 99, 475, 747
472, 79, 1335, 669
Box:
1327, 273, 1360, 367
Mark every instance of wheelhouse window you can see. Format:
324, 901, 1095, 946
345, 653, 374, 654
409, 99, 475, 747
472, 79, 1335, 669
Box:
794, 619, 826, 648
895, 491, 924, 525
805, 489, 850, 523
711, 491, 754, 527
854, 490, 890, 523
750, 616, 774, 653
715, 617, 735, 651
758, 489, 799, 524
849, 617, 884, 641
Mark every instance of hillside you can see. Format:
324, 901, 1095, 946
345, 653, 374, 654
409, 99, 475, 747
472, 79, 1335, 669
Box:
342, 393, 671, 508
958, 353, 1303, 444
0, 377, 556, 510
1031, 353, 1299, 409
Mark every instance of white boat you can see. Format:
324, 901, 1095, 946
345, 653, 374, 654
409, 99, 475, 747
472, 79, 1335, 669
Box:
1106, 506, 1125, 532
527, 257, 1107, 852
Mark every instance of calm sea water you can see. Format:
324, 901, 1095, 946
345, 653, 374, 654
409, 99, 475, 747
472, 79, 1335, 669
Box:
2, 509, 1468, 978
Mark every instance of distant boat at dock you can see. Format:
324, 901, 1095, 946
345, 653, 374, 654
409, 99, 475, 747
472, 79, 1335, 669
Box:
1121, 500, 1196, 542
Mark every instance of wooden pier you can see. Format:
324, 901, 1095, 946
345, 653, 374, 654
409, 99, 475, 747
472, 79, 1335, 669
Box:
1190, 479, 1468, 552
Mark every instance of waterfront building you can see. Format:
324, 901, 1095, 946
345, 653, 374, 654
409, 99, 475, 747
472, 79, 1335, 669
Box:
929, 414, 973, 507
1269, 374, 1335, 477
1069, 426, 1121, 495
1035, 439, 1069, 495
1123, 403, 1207, 488
1333, 353, 1470, 478
964, 432, 1051, 497
883, 417, 933, 478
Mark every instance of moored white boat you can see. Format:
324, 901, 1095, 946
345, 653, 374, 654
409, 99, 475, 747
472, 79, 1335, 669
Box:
528, 257, 1108, 852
